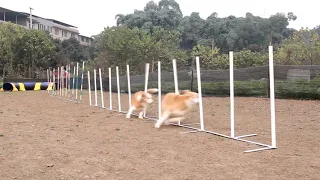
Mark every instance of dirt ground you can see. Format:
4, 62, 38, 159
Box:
0, 90, 320, 180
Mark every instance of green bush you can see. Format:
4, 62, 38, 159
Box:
276, 76, 320, 100
194, 80, 267, 97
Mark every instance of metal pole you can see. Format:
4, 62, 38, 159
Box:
158, 61, 161, 121
94, 69, 98, 106
109, 68, 112, 110
99, 68, 105, 108
229, 51, 235, 138
116, 66, 121, 112
269, 46, 277, 148
127, 65, 131, 108
88, 71, 92, 106
143, 63, 149, 117
29, 7, 33, 29
196, 57, 205, 131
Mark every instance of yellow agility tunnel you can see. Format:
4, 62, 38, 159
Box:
1, 82, 54, 92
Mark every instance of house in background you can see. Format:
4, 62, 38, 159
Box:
0, 6, 93, 46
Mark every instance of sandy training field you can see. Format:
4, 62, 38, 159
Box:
0, 90, 319, 180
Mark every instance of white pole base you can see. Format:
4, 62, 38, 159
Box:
169, 123, 276, 153
244, 146, 277, 153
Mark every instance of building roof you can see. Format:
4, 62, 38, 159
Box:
0, 7, 27, 16
79, 34, 94, 39
0, 6, 77, 28
45, 19, 77, 28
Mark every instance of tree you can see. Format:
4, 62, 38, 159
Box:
0, 22, 23, 76
275, 28, 320, 65
0, 22, 55, 78
14, 29, 55, 77
94, 26, 187, 74
179, 12, 205, 49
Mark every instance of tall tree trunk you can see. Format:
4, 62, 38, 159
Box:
31, 49, 35, 78
151, 58, 154, 72
28, 63, 32, 78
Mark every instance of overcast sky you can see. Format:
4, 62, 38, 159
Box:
1, 0, 318, 37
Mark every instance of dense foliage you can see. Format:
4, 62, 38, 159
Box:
95, 0, 319, 72
0, 22, 91, 78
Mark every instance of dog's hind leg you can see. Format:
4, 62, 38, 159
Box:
138, 111, 144, 119
126, 106, 135, 119
138, 106, 147, 119
165, 116, 185, 125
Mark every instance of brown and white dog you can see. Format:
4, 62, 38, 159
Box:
126, 88, 158, 119
154, 90, 199, 128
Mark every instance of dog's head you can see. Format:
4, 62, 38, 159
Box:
137, 92, 154, 104
182, 90, 199, 104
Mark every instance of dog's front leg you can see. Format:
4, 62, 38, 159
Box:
126, 106, 135, 119
155, 112, 169, 128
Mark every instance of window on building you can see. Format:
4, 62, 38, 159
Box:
85, 38, 89, 43
62, 31, 67, 37
81, 36, 84, 42
55, 28, 59, 35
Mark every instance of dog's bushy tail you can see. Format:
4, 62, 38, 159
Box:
147, 88, 158, 94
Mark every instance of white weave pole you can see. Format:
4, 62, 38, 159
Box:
196, 56, 205, 131
79, 61, 85, 101
61, 66, 64, 97
50, 69, 52, 92
143, 63, 150, 117
229, 51, 235, 138
269, 45, 276, 148
72, 66, 76, 98
228, 52, 257, 140
49, 69, 52, 93
87, 71, 92, 106
127, 65, 131, 108
116, 66, 121, 112
99, 68, 105, 108
109, 67, 112, 110
57, 67, 60, 96
94, 69, 98, 106
158, 61, 162, 121
52, 68, 56, 95
65, 65, 68, 97
59, 67, 61, 96
172, 59, 180, 125
75, 62, 79, 100
68, 65, 71, 98
47, 69, 50, 93
172, 59, 179, 94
